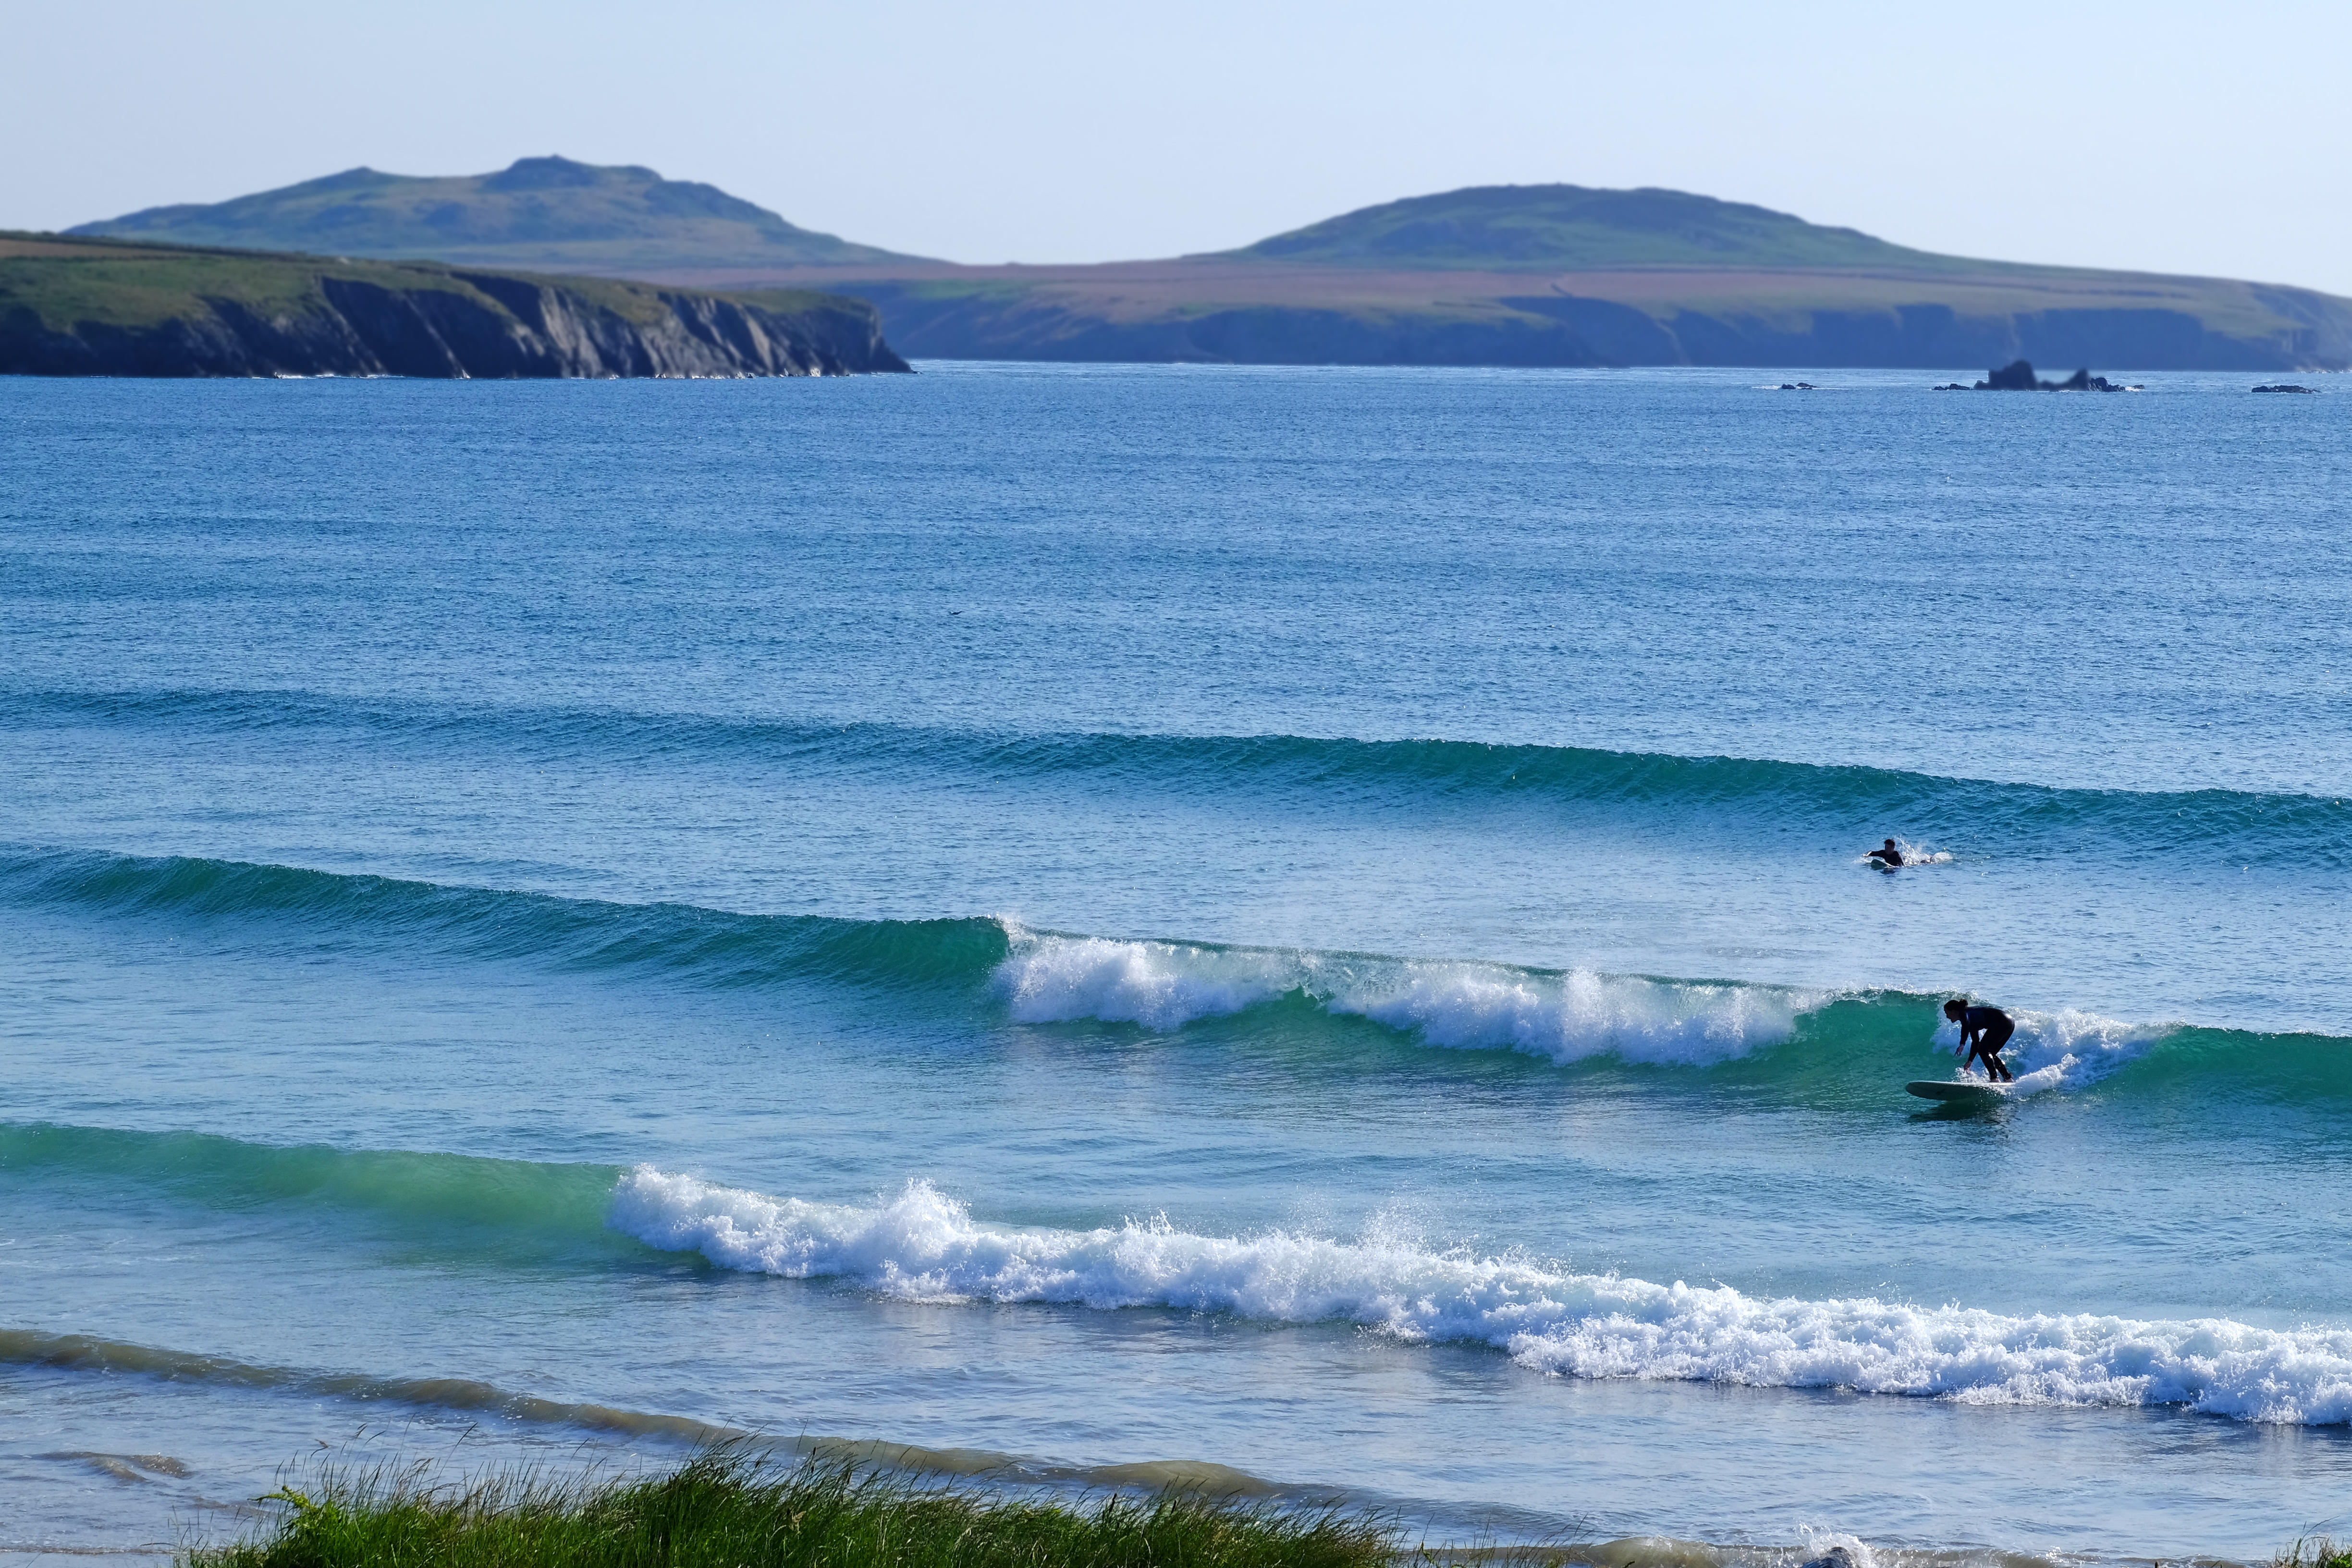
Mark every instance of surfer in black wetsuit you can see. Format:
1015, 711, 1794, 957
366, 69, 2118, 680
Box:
1944, 998, 2016, 1081
1866, 838, 1904, 869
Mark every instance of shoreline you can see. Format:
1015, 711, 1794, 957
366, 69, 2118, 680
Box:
162, 1447, 2335, 1568
20, 1437, 2324, 1568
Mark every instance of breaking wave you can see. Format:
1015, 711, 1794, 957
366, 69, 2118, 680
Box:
992, 923, 1814, 1064
3, 845, 2343, 1093
612, 1169, 2352, 1425
12, 1122, 2352, 1425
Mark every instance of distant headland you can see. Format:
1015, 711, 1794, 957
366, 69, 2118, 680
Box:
0, 229, 910, 379
49, 158, 2352, 372
70, 156, 923, 273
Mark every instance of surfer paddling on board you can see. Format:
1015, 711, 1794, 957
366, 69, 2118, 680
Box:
1944, 998, 2016, 1082
1866, 838, 1904, 870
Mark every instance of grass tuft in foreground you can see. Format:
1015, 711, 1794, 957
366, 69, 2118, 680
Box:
2278, 1541, 2352, 1568
189, 1448, 1403, 1568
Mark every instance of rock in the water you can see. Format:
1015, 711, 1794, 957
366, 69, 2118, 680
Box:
2252, 383, 2318, 393
1970, 359, 2127, 392
1974, 358, 2041, 390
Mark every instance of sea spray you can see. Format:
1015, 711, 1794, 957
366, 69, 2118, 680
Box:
608, 1169, 2352, 1424
993, 924, 1820, 1063
1929, 1008, 2170, 1093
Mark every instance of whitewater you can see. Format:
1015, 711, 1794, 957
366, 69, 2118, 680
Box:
612, 1169, 2352, 1424
3, 365, 2350, 1561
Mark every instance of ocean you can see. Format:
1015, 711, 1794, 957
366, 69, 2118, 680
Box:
1, 363, 2347, 1561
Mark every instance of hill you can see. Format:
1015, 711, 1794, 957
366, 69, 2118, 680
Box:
63, 167, 2352, 370
69, 156, 927, 274
689, 185, 2352, 371
0, 232, 911, 378
1224, 183, 1974, 272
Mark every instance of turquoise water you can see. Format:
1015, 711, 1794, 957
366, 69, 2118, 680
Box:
1, 365, 2348, 1559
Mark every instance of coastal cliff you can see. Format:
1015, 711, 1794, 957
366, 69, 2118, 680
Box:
0, 233, 910, 378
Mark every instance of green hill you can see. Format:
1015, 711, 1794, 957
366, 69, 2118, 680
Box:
710, 185, 2352, 370
68, 156, 927, 274
1223, 183, 1976, 272
56, 164, 2352, 370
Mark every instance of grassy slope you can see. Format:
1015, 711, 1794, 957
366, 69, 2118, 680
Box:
3, 234, 490, 330
819, 260, 2304, 332
0, 231, 855, 334
1223, 184, 1977, 272
69, 157, 928, 273
650, 251, 2349, 367
184, 1449, 2352, 1568
635, 187, 2352, 366
191, 1452, 1403, 1568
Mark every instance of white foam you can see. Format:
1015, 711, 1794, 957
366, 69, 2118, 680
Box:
609, 1170, 2352, 1425
990, 925, 1812, 1065
1932, 1007, 2167, 1095
1856, 836, 1953, 868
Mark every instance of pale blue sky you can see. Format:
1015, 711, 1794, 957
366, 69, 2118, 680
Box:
9, 0, 2350, 293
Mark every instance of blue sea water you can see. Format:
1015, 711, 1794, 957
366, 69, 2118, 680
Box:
1, 364, 2348, 1561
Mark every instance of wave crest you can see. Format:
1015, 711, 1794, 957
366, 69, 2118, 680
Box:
12, 687, 2347, 866
992, 926, 1813, 1064
1934, 1008, 2169, 1094
608, 1170, 2352, 1424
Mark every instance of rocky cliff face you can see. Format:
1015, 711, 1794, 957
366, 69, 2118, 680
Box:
0, 239, 910, 378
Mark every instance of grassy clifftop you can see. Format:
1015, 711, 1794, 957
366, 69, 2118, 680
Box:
68, 156, 926, 274
0, 232, 910, 377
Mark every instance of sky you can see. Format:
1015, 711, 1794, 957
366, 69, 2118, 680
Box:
7, 0, 2351, 294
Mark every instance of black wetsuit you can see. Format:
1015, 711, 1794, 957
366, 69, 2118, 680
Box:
1868, 845, 1904, 868
1958, 1005, 2016, 1078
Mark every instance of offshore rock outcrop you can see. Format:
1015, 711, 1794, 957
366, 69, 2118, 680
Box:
1968, 359, 2130, 391
0, 235, 910, 378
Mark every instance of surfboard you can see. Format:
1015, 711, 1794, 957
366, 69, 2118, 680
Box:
1906, 1079, 2010, 1104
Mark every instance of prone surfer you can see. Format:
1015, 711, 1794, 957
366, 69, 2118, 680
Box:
1866, 838, 1904, 869
1944, 998, 2015, 1081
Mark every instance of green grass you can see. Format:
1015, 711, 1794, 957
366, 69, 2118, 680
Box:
1226, 184, 1969, 272
170, 1446, 2352, 1568
68, 156, 923, 271
186, 1449, 1414, 1568
0, 229, 866, 336
2278, 1538, 2352, 1568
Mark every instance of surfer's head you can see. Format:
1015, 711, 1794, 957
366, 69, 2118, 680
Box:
1885, 839, 1899, 850
1943, 998, 1968, 1020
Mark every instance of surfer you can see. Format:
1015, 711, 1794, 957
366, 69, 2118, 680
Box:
1944, 998, 2016, 1081
1866, 838, 1904, 869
